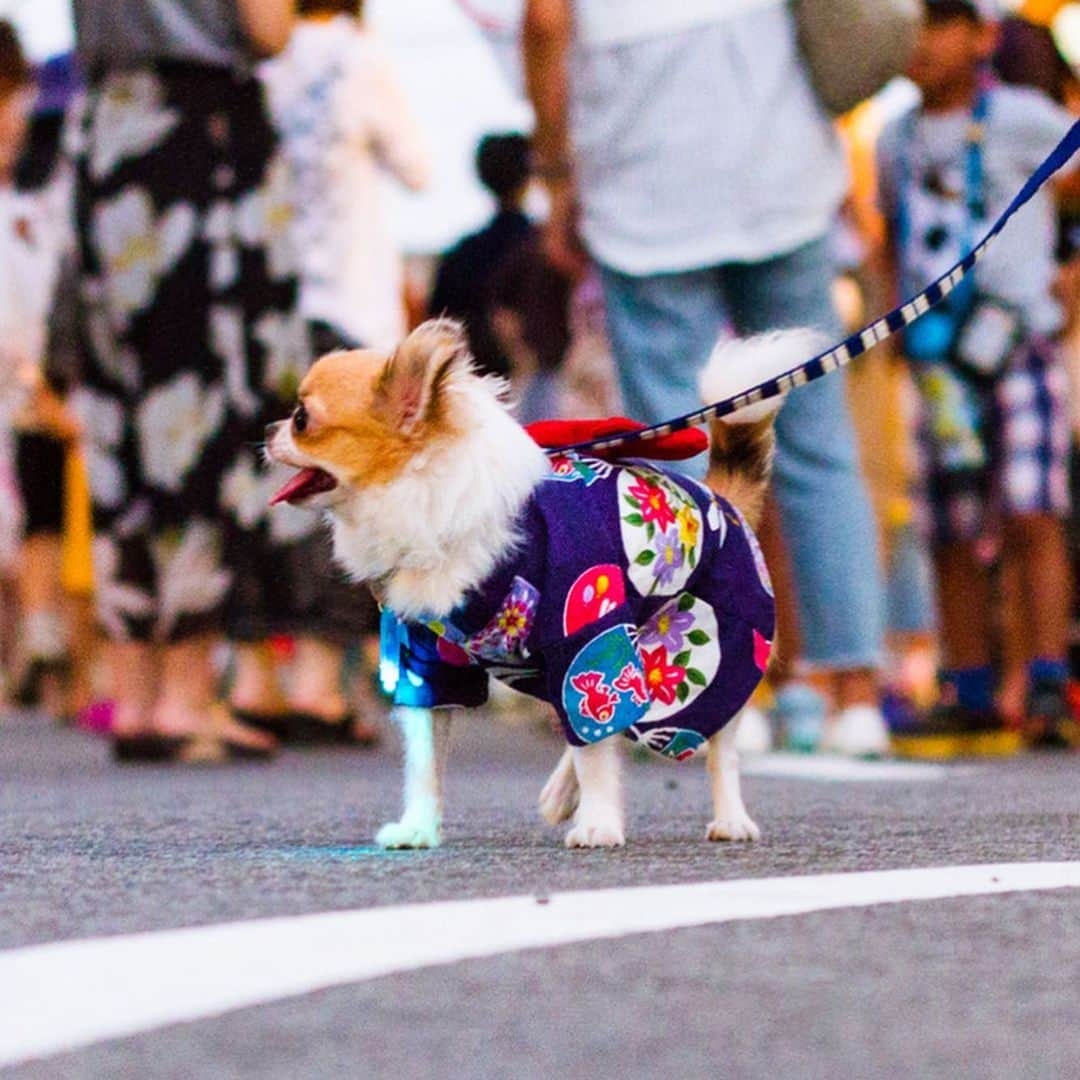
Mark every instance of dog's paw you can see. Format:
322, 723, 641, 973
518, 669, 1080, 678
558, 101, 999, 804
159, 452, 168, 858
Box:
539, 765, 579, 826
564, 816, 625, 849
706, 811, 760, 843
376, 819, 441, 850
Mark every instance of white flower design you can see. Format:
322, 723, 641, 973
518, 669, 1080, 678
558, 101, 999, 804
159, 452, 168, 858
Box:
93, 536, 155, 640
136, 373, 226, 492
220, 455, 271, 530
89, 72, 180, 181
86, 306, 140, 391
94, 188, 196, 324
255, 310, 311, 400
70, 387, 126, 510
210, 305, 260, 418
235, 154, 297, 280
203, 200, 239, 292
151, 521, 232, 639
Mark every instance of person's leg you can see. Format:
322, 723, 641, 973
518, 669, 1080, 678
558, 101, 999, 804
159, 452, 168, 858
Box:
230, 640, 286, 716
289, 636, 349, 719
1004, 513, 1071, 665
106, 640, 161, 738
16, 534, 67, 710
13, 432, 70, 711
1002, 512, 1073, 742
152, 633, 275, 754
994, 341, 1073, 742
596, 262, 727, 477
720, 237, 886, 744
934, 540, 994, 670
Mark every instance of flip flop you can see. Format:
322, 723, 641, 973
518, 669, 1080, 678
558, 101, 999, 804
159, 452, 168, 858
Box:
231, 706, 379, 747
111, 733, 187, 763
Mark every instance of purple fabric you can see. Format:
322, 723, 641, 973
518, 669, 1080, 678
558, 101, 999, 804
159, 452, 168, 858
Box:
389, 454, 775, 761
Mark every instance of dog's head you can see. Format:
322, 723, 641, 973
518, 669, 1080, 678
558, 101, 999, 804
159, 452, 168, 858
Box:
266, 318, 482, 510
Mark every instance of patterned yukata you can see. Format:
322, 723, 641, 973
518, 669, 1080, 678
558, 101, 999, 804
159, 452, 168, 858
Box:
72, 64, 371, 645
384, 453, 775, 761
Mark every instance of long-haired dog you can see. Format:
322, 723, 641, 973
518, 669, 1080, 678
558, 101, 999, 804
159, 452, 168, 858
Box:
267, 318, 824, 849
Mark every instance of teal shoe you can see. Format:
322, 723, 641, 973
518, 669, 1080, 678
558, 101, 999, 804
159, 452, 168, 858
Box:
772, 683, 828, 754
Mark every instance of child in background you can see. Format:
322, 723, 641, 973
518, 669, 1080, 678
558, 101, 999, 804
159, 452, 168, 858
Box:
429, 133, 535, 378
261, 0, 430, 353
0, 23, 33, 686
245, 0, 429, 744
0, 21, 79, 715
877, 0, 1078, 748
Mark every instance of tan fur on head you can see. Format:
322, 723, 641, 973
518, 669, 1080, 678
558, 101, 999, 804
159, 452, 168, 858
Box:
374, 318, 475, 435
289, 318, 475, 490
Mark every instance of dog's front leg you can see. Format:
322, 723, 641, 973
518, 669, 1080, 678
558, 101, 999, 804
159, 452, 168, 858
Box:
376, 706, 453, 849
538, 747, 579, 825
564, 737, 625, 849
706, 713, 760, 842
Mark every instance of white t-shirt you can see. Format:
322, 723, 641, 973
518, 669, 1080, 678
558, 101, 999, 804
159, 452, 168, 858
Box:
877, 84, 1072, 338
0, 184, 63, 390
262, 18, 430, 349
569, 0, 847, 274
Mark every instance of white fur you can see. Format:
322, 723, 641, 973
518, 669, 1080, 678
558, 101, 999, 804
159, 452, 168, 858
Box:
376, 706, 454, 849
699, 328, 831, 424
564, 738, 625, 849
706, 714, 760, 842
331, 375, 550, 619
538, 747, 579, 825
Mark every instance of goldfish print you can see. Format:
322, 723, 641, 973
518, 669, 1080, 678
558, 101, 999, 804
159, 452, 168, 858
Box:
613, 663, 649, 706
568, 671, 620, 724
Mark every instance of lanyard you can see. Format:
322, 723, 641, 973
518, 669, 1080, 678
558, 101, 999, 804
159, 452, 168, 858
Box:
895, 89, 990, 298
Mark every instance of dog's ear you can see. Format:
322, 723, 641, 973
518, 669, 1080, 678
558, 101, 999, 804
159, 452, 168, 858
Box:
374, 318, 472, 433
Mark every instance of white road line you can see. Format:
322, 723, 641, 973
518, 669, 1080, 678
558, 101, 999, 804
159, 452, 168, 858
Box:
2, 862, 1078, 1067
741, 754, 953, 782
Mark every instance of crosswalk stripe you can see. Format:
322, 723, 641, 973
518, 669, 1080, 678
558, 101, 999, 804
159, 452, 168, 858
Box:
1, 861, 1077, 1067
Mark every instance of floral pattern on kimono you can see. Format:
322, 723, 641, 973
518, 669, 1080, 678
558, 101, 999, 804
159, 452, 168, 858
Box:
384, 455, 775, 760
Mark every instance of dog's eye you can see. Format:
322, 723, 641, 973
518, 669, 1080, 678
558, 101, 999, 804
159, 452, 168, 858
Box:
293, 403, 308, 434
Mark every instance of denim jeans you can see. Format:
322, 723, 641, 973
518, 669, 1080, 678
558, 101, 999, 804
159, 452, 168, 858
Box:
598, 236, 885, 669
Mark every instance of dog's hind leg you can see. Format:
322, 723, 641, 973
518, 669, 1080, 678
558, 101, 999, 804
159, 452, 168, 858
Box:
706, 714, 760, 842
376, 706, 453, 849
564, 738, 625, 848
539, 747, 579, 825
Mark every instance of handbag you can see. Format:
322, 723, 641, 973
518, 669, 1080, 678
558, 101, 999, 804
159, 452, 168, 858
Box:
793, 0, 922, 116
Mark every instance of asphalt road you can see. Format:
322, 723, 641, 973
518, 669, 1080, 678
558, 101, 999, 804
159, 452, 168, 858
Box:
2, 707, 1078, 1079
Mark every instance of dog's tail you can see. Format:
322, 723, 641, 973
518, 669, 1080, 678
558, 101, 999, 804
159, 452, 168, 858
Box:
698, 329, 829, 529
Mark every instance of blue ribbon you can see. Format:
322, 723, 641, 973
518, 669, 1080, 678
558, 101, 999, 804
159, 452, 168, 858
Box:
551, 117, 1080, 459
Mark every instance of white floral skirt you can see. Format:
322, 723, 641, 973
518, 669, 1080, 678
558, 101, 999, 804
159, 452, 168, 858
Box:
74, 63, 372, 644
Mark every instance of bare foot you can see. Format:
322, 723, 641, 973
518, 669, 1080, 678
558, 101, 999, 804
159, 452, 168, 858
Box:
152, 701, 278, 753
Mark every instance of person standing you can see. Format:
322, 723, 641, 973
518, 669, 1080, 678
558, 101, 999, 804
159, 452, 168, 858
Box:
522, 0, 891, 755
261, 0, 430, 355
877, 0, 1077, 748
225, 0, 430, 745
70, 0, 300, 760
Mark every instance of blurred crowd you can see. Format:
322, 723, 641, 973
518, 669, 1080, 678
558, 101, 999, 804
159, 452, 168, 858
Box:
2, 0, 1080, 765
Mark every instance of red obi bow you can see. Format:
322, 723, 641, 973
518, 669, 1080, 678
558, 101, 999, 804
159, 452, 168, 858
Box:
525, 417, 708, 462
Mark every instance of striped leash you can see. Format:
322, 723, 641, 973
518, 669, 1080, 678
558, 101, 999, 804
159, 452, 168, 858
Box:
550, 117, 1080, 459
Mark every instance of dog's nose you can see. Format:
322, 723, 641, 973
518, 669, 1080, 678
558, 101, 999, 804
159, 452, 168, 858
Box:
265, 420, 283, 442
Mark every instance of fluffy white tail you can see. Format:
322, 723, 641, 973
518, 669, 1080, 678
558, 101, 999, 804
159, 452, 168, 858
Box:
699, 328, 828, 527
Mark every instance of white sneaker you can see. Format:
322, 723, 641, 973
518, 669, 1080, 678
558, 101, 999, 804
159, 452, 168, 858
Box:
733, 704, 773, 755
820, 704, 891, 758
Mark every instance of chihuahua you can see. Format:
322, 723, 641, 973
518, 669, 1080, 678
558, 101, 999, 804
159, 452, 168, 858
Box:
267, 318, 824, 849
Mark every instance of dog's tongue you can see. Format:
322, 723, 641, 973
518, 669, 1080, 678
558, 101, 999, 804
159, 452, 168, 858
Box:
269, 467, 337, 506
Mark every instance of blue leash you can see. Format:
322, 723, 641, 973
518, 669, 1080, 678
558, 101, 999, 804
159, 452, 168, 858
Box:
551, 117, 1080, 459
